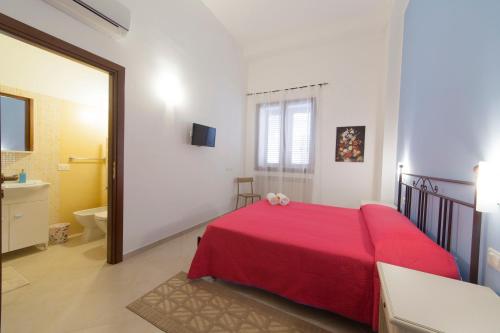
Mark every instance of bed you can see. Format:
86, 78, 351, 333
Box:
188, 172, 481, 331
189, 202, 375, 324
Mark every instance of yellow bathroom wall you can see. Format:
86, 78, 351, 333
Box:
1, 85, 108, 235
59, 103, 108, 234
100, 139, 108, 206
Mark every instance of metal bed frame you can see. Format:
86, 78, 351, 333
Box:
397, 165, 482, 283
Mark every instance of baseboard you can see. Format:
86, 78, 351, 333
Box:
122, 213, 226, 260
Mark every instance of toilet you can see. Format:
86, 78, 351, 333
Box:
94, 210, 107, 234
73, 207, 107, 242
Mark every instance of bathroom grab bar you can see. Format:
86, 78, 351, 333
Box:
68, 156, 106, 163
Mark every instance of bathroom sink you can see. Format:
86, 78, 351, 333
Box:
2, 180, 50, 204
2, 180, 50, 189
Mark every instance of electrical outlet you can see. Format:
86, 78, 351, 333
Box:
487, 248, 500, 272
58, 163, 71, 171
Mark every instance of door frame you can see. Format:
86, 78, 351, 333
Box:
0, 13, 124, 264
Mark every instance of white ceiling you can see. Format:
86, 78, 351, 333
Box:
201, 0, 391, 55
0, 32, 109, 109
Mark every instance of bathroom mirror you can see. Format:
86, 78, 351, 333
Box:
0, 93, 33, 152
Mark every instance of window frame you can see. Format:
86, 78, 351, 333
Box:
0, 92, 34, 152
255, 97, 316, 173
255, 101, 283, 171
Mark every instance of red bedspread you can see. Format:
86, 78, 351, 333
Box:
188, 201, 460, 330
361, 204, 460, 330
189, 201, 375, 324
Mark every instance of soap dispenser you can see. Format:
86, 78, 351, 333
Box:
19, 169, 27, 183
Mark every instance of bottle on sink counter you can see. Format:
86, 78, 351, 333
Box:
18, 169, 27, 183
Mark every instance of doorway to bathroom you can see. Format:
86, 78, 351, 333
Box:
0, 12, 124, 319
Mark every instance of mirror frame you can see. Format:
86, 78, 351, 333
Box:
0, 92, 34, 152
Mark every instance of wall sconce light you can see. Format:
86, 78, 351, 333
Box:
476, 161, 500, 213
154, 71, 185, 109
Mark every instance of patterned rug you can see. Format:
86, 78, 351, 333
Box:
127, 272, 332, 333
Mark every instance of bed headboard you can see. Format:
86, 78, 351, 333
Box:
397, 166, 482, 284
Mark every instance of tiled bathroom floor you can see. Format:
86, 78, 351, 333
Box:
1, 226, 370, 333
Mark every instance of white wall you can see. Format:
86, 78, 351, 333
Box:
377, 0, 409, 203
245, 19, 394, 208
0, 0, 246, 254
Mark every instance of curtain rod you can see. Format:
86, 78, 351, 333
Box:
246, 82, 329, 96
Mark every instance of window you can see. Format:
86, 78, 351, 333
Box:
0, 93, 33, 152
256, 98, 315, 172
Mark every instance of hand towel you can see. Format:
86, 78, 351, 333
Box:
276, 193, 290, 206
266, 193, 279, 205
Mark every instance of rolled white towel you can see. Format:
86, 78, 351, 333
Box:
276, 193, 290, 206
266, 193, 279, 206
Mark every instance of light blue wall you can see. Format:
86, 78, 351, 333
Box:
397, 0, 500, 292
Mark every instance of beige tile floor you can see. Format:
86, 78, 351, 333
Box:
1, 225, 371, 333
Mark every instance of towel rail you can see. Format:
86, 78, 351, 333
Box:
68, 156, 106, 163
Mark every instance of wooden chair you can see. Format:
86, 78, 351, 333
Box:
235, 177, 261, 209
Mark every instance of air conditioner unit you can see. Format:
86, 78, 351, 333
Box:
44, 0, 130, 38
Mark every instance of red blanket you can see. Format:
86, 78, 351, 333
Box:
361, 204, 460, 330
188, 201, 460, 330
189, 201, 375, 324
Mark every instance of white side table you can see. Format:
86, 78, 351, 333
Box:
377, 262, 500, 333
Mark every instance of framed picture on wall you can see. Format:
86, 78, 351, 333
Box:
335, 126, 365, 162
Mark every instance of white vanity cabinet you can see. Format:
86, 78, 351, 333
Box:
1, 181, 49, 253
1, 207, 9, 253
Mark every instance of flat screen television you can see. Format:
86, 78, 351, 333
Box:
191, 123, 216, 147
